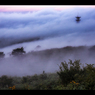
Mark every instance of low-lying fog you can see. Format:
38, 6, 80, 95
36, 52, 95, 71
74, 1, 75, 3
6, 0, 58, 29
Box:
0, 39, 95, 77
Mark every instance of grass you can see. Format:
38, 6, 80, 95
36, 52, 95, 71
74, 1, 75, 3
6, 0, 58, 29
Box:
0, 72, 60, 90
0, 59, 95, 90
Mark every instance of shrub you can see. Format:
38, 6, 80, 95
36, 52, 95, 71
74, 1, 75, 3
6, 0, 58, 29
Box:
82, 64, 95, 90
0, 75, 13, 88
57, 59, 82, 86
21, 76, 28, 83
57, 59, 95, 89
40, 71, 47, 80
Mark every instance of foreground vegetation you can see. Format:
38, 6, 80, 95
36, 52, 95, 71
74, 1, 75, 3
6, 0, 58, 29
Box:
0, 59, 95, 90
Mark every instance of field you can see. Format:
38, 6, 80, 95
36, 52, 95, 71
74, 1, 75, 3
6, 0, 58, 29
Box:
0, 59, 95, 90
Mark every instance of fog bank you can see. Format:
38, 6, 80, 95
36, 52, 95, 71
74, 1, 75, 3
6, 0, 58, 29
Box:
0, 45, 95, 77
0, 7, 95, 48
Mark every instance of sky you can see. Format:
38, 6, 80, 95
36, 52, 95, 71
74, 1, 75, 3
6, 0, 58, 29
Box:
0, 5, 95, 11
0, 5, 95, 48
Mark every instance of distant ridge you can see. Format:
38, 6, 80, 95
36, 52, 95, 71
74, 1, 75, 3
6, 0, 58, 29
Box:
24, 45, 94, 58
0, 37, 41, 48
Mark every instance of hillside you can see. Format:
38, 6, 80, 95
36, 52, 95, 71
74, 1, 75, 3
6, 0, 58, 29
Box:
0, 45, 95, 77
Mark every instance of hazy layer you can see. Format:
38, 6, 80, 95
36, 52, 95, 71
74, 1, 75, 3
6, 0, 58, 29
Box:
0, 45, 95, 77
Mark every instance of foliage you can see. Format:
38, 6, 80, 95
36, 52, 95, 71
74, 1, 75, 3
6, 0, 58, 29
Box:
57, 59, 82, 86
0, 59, 95, 90
21, 76, 28, 84
81, 64, 95, 90
57, 59, 95, 90
0, 75, 13, 88
9, 85, 15, 90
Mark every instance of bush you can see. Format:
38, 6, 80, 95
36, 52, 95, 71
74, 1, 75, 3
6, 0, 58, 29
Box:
0, 75, 13, 88
21, 76, 28, 84
57, 59, 95, 90
82, 64, 95, 90
40, 71, 47, 80
57, 59, 83, 86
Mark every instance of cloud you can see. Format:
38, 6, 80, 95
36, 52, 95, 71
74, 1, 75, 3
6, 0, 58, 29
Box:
0, 7, 95, 48
0, 45, 95, 76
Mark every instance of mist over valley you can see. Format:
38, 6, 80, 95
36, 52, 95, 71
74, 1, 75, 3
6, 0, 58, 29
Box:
0, 6, 95, 76
0, 45, 95, 77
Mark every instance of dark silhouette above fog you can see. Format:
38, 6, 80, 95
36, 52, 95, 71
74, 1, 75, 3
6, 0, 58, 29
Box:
76, 16, 81, 23
11, 47, 26, 56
